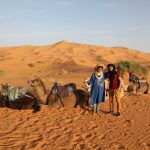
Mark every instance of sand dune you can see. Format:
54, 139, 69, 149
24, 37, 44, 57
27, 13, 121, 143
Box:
0, 41, 150, 149
0, 40, 149, 84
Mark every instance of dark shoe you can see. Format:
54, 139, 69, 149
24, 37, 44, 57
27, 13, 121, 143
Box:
116, 112, 121, 117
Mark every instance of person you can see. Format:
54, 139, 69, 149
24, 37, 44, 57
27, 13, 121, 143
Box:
105, 64, 122, 117
89, 64, 106, 113
129, 72, 139, 84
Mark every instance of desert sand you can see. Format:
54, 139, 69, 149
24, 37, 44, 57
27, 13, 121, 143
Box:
0, 41, 150, 150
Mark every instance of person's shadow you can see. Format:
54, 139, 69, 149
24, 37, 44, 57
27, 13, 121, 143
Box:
100, 109, 108, 114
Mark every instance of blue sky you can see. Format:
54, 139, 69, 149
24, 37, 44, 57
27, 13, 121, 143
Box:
0, 0, 150, 52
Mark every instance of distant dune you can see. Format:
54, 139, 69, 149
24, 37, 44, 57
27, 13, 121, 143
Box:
0, 40, 150, 85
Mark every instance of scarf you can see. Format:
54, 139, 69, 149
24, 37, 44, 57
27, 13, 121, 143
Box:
95, 72, 103, 80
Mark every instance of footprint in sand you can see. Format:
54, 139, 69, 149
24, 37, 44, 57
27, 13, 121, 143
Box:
82, 133, 95, 140
73, 116, 81, 121
84, 135, 97, 145
71, 134, 82, 143
92, 144, 101, 149
84, 111, 90, 115
142, 142, 150, 149
109, 142, 126, 149
76, 143, 87, 149
96, 133, 106, 140
49, 134, 61, 140
59, 108, 65, 112
62, 127, 72, 134
48, 125, 60, 130
58, 146, 68, 150
64, 119, 73, 124
146, 143, 150, 147
35, 141, 50, 149
88, 125, 98, 130
123, 119, 133, 126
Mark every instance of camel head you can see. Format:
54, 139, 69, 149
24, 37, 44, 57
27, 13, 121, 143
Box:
83, 78, 91, 92
27, 78, 42, 87
1, 83, 11, 96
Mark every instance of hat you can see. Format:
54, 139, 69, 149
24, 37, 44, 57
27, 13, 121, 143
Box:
107, 64, 115, 69
95, 63, 106, 70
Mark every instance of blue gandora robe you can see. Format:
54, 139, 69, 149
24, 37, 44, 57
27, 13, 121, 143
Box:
90, 73, 105, 104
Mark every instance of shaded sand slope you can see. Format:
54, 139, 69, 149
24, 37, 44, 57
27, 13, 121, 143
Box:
0, 94, 149, 150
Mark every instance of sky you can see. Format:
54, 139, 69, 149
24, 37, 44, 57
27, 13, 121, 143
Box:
0, 0, 150, 52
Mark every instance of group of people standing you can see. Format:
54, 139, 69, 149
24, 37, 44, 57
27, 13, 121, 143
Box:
90, 63, 122, 117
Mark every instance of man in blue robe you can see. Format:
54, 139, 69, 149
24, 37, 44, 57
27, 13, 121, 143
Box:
90, 64, 105, 113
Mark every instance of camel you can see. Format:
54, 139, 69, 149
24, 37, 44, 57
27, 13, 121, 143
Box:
49, 82, 90, 108
0, 83, 40, 112
28, 79, 80, 108
128, 74, 149, 94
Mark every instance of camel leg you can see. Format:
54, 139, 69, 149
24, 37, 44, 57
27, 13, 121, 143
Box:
85, 95, 90, 106
33, 99, 41, 113
74, 102, 78, 108
58, 97, 64, 107
74, 94, 79, 108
